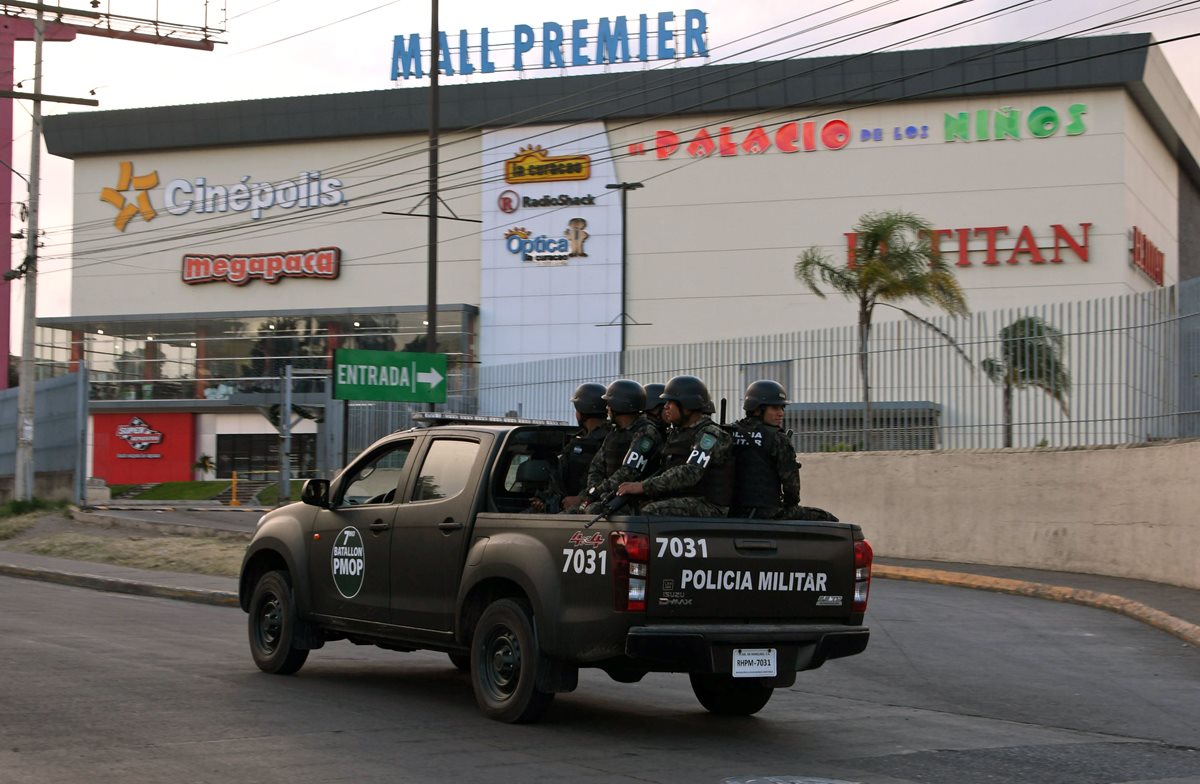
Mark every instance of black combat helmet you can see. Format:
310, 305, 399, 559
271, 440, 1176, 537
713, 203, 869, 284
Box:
660, 375, 715, 414
743, 379, 788, 412
571, 382, 608, 416
643, 383, 666, 412
602, 379, 646, 414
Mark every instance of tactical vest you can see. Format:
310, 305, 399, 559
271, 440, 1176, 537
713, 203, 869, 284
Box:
659, 426, 734, 506
562, 425, 608, 495
730, 421, 781, 511
600, 424, 638, 477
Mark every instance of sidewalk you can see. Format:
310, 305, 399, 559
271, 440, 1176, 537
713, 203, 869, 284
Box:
0, 549, 238, 607
1, 521, 1196, 648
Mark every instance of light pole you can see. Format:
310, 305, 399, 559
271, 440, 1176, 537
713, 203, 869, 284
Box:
605, 181, 642, 376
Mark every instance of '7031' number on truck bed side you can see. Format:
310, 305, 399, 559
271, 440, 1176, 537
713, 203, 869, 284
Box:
656, 537, 708, 559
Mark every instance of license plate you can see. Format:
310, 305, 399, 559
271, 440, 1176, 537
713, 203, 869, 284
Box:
732, 647, 776, 678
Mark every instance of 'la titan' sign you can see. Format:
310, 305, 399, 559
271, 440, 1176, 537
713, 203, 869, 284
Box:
392, 10, 708, 79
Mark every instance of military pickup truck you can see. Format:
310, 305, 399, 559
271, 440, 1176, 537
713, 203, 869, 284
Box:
239, 415, 873, 723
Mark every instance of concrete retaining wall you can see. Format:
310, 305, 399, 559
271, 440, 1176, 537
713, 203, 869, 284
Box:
798, 439, 1199, 590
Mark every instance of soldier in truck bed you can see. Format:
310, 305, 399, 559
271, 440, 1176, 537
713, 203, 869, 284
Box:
642, 382, 667, 429
529, 382, 610, 513
577, 380, 666, 514
729, 379, 838, 522
615, 375, 733, 517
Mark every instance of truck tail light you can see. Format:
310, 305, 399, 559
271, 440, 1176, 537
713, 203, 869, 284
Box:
611, 531, 649, 612
853, 539, 873, 614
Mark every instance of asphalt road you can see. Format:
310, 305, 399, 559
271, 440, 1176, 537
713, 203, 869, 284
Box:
3, 576, 1197, 784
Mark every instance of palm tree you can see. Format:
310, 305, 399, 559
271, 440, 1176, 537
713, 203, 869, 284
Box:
795, 210, 969, 450
981, 316, 1071, 448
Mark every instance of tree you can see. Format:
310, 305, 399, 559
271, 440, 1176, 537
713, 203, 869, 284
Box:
981, 316, 1070, 448
795, 210, 969, 450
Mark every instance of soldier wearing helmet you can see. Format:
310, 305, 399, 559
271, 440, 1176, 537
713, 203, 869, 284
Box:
642, 383, 667, 430
576, 380, 666, 513
730, 379, 838, 522
529, 382, 610, 513
616, 375, 733, 517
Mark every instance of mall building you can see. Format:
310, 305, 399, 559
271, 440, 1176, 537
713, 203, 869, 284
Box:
36, 32, 1200, 482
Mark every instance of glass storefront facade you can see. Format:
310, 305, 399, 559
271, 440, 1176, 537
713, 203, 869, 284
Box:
35, 305, 478, 405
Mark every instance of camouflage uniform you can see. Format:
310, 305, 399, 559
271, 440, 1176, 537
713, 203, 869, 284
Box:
640, 416, 733, 517
580, 416, 666, 513
729, 415, 837, 521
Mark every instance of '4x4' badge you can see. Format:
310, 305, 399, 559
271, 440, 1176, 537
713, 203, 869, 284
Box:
569, 531, 605, 548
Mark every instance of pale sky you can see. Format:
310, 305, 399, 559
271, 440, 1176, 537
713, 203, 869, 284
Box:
8, 0, 1200, 332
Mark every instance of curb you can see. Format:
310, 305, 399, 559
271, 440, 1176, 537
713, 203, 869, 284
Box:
875, 565, 1200, 648
70, 508, 253, 541
0, 563, 238, 607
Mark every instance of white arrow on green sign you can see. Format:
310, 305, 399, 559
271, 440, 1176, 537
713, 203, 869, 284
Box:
333, 349, 447, 403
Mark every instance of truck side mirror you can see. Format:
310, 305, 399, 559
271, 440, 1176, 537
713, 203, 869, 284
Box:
300, 478, 330, 508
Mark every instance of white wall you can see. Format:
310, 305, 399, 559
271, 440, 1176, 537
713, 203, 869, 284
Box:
798, 440, 1200, 589
71, 132, 482, 317
67, 88, 1184, 363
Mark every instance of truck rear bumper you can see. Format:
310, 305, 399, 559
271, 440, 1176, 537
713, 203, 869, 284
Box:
624, 623, 869, 674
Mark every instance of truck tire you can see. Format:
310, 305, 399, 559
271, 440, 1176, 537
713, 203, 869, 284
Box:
471, 598, 554, 723
248, 570, 310, 675
689, 673, 774, 716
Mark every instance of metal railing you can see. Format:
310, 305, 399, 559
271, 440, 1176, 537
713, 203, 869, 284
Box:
476, 280, 1200, 451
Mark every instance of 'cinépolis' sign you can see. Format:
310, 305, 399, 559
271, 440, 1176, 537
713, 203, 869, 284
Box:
391, 10, 709, 80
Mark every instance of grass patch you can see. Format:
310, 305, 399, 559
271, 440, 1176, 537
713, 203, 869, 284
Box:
107, 484, 135, 497
0, 513, 42, 541
257, 480, 306, 507
133, 481, 231, 501
0, 498, 64, 517
11, 532, 245, 577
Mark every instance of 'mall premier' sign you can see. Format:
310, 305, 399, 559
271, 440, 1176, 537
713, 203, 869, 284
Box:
334, 349, 447, 404
392, 10, 708, 80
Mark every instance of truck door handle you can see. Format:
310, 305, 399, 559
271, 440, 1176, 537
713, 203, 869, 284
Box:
734, 538, 777, 552
438, 518, 463, 533
369, 520, 391, 532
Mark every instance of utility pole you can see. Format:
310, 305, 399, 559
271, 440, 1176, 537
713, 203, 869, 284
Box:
426, 0, 439, 358
5, 3, 220, 500
605, 181, 642, 377
13, 9, 44, 501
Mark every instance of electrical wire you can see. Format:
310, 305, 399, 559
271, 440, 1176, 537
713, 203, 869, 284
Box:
29, 2, 1200, 274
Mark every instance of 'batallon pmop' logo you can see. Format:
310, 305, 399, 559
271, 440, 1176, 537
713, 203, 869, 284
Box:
332, 527, 366, 598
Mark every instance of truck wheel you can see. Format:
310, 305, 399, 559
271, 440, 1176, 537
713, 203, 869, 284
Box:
248, 570, 310, 675
448, 652, 470, 672
689, 673, 774, 716
471, 598, 554, 723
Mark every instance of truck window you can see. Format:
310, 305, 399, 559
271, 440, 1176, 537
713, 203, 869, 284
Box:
412, 439, 479, 501
339, 440, 413, 505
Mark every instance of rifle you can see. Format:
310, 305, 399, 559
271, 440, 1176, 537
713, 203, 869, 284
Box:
584, 492, 627, 528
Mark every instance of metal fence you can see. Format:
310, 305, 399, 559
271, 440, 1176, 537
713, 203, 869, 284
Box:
475, 280, 1200, 452
0, 371, 88, 500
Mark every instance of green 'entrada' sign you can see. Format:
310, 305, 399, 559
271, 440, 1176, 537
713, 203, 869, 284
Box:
333, 349, 447, 403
